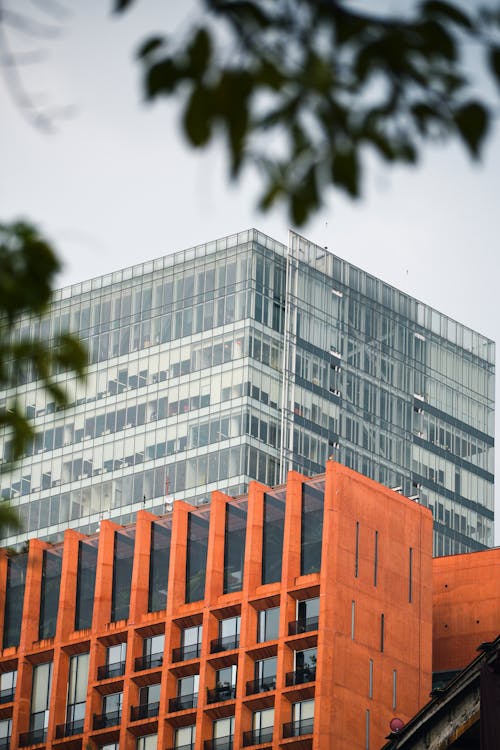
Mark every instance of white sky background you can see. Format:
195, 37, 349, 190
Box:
1, 1, 499, 543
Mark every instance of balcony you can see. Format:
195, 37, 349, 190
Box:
130, 701, 160, 721
246, 676, 276, 696
0, 687, 15, 704
243, 726, 274, 746
166, 744, 194, 750
288, 617, 319, 636
172, 643, 202, 662
204, 736, 234, 750
19, 728, 47, 747
206, 685, 236, 704
97, 661, 126, 680
285, 667, 316, 687
92, 709, 122, 730
134, 652, 163, 671
282, 718, 314, 738
55, 718, 85, 738
0, 738, 10, 750
210, 634, 240, 653
168, 693, 198, 712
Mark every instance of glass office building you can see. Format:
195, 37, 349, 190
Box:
0, 229, 494, 554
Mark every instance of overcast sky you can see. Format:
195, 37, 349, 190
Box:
1, 1, 498, 543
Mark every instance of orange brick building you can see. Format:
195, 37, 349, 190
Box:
432, 547, 500, 673
0, 462, 433, 750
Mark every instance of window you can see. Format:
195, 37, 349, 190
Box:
368, 659, 373, 699
30, 662, 52, 744
138, 683, 161, 717
223, 502, 247, 594
175, 725, 195, 750
149, 522, 171, 612
175, 675, 199, 710
0, 670, 16, 704
374, 531, 378, 587
137, 736, 158, 750
186, 514, 209, 603
213, 665, 237, 701
66, 653, 89, 734
214, 616, 240, 652
380, 614, 385, 653
213, 716, 234, 750
355, 521, 360, 577
301, 484, 324, 575
291, 699, 314, 737
106, 643, 127, 678
251, 708, 274, 745
141, 634, 164, 670
39, 550, 62, 640
289, 648, 316, 685
409, 548, 413, 603
3, 554, 27, 648
253, 657, 277, 693
0, 719, 11, 748
181, 624, 202, 660
102, 692, 122, 725
293, 597, 319, 634
111, 531, 135, 621
257, 607, 280, 642
75, 542, 97, 630
262, 492, 285, 584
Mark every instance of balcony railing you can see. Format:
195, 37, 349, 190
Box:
287, 616, 319, 636
172, 643, 202, 662
0, 687, 15, 704
165, 744, 194, 750
210, 634, 240, 653
204, 736, 234, 750
97, 660, 126, 680
285, 667, 316, 687
19, 728, 47, 747
206, 685, 236, 703
243, 726, 274, 746
0, 737, 10, 750
134, 652, 163, 671
246, 676, 276, 695
93, 709, 122, 730
282, 718, 314, 738
168, 693, 198, 712
55, 718, 85, 738
130, 701, 160, 721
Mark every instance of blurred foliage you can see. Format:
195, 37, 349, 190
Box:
0, 221, 87, 537
116, 0, 500, 224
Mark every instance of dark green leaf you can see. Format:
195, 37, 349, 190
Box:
146, 59, 180, 98
183, 86, 213, 146
488, 46, 500, 88
137, 36, 165, 59
114, 0, 135, 12
187, 28, 212, 77
421, 1, 473, 30
331, 148, 360, 197
454, 101, 489, 157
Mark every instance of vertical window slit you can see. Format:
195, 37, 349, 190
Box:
409, 547, 413, 603
380, 613, 385, 653
355, 521, 359, 578
374, 530, 378, 587
351, 600, 356, 641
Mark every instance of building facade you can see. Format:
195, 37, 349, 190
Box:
0, 462, 433, 750
0, 229, 494, 553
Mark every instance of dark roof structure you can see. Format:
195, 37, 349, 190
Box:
382, 635, 500, 750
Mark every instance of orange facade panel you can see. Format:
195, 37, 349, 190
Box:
0, 461, 433, 750
432, 547, 500, 672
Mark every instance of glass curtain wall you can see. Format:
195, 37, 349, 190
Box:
223, 501, 247, 594
2, 553, 27, 648
300, 483, 324, 575
185, 513, 209, 603
262, 491, 285, 584
148, 521, 171, 612
75, 541, 98, 630
111, 531, 135, 621
39, 550, 62, 640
